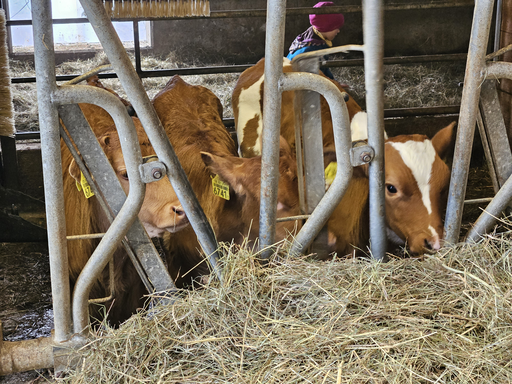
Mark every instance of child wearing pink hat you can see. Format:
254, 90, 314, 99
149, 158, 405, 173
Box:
287, 1, 344, 79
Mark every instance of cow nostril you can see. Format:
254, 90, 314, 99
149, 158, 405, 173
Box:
424, 239, 433, 250
172, 206, 185, 217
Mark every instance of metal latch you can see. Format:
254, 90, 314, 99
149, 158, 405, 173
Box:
139, 156, 167, 183
350, 141, 375, 167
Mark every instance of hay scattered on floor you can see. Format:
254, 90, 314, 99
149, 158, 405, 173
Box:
63, 228, 512, 383
10, 52, 464, 132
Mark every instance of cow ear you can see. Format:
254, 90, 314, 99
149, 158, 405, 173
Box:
200, 152, 246, 195
68, 159, 81, 183
432, 121, 456, 159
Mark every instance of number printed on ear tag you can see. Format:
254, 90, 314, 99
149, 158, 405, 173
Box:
212, 175, 230, 200
80, 172, 95, 199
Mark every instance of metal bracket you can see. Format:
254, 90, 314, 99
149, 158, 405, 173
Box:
350, 144, 374, 167
139, 160, 167, 183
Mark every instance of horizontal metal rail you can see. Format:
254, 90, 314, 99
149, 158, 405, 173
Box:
6, 2, 475, 26
14, 105, 461, 142
11, 53, 468, 84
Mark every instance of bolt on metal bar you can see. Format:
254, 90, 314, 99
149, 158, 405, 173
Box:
363, 0, 386, 260
31, 0, 72, 344
445, 0, 495, 245
78, 0, 222, 282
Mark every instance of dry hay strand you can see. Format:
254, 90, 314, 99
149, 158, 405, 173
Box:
333, 61, 464, 110
63, 227, 512, 383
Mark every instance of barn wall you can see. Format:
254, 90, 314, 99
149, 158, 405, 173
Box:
151, 0, 475, 65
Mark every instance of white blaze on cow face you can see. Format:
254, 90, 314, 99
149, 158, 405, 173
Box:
389, 140, 436, 215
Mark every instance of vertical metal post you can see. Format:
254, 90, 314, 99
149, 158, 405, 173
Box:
259, 0, 287, 256
445, 0, 495, 245
31, 0, 72, 342
363, 0, 386, 260
133, 20, 142, 76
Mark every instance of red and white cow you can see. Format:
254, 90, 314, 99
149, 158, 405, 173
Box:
232, 58, 455, 256
152, 76, 301, 287
62, 102, 188, 326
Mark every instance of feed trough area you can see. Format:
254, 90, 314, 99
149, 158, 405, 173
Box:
2, 0, 512, 382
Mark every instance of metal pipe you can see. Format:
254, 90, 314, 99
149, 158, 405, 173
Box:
466, 173, 512, 242
494, 0, 503, 58
282, 72, 353, 256
31, 0, 72, 344
363, 0, 386, 260
10, 53, 469, 84
486, 61, 512, 79
445, 0, 495, 245
0, 332, 54, 375
259, 0, 287, 257
53, 85, 147, 334
78, 0, 222, 281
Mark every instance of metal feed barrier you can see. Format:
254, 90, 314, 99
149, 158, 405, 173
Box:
445, 0, 512, 244
18, 0, 512, 376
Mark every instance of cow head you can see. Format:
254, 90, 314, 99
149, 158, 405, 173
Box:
200, 137, 301, 244
68, 118, 189, 237
384, 122, 456, 253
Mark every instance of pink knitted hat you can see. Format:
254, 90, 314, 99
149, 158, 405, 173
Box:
309, 2, 345, 33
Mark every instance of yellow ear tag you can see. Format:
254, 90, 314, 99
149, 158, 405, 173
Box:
76, 181, 82, 192
80, 172, 95, 199
324, 162, 337, 188
212, 175, 230, 200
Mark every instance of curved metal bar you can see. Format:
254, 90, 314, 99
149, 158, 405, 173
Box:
53, 85, 146, 334
78, 0, 221, 282
280, 72, 353, 256
485, 61, 512, 80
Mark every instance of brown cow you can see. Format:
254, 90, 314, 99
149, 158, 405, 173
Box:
152, 76, 301, 287
233, 58, 455, 256
62, 102, 187, 326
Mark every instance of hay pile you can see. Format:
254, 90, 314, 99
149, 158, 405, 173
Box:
63, 229, 512, 383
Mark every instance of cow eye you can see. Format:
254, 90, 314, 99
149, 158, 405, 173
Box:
386, 184, 397, 194
119, 170, 129, 180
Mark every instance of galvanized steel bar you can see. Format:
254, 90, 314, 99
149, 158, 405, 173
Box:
259, 0, 287, 256
282, 72, 352, 256
58, 102, 173, 296
78, 0, 221, 280
53, 87, 147, 334
466, 173, 512, 242
292, 57, 329, 257
31, 0, 72, 343
445, 0, 495, 245
363, 0, 386, 260
485, 61, 512, 79
478, 80, 512, 189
